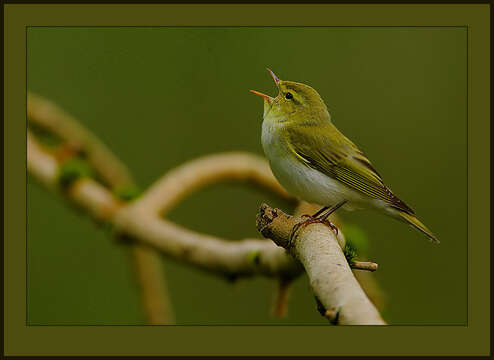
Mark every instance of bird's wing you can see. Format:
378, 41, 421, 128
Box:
286, 123, 414, 214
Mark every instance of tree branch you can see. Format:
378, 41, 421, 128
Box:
114, 212, 302, 278
28, 94, 174, 325
130, 152, 293, 215
256, 203, 386, 325
28, 93, 386, 324
28, 93, 134, 188
352, 261, 378, 272
28, 134, 303, 280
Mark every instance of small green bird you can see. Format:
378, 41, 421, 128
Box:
251, 69, 438, 243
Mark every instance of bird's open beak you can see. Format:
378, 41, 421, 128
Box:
249, 90, 273, 102
250, 68, 280, 102
266, 68, 280, 87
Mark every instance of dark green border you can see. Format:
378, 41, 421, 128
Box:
5, 3, 490, 356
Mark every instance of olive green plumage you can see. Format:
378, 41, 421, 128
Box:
251, 69, 438, 244
285, 122, 414, 213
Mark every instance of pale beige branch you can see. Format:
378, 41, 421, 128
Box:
28, 93, 133, 188
294, 201, 378, 272
272, 277, 291, 318
293, 201, 346, 248
132, 246, 175, 324
28, 94, 386, 324
352, 261, 378, 272
115, 152, 302, 278
114, 211, 301, 278
28, 135, 302, 280
256, 204, 386, 325
27, 93, 174, 325
132, 152, 293, 215
27, 132, 59, 189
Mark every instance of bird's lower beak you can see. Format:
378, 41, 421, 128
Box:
250, 68, 280, 104
250, 90, 274, 103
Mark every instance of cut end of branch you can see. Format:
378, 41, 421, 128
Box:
256, 203, 299, 249
256, 203, 278, 235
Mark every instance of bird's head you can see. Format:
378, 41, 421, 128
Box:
250, 68, 330, 124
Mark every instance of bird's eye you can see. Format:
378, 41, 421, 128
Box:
285, 92, 293, 100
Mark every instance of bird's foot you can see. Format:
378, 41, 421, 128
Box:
289, 216, 339, 246
325, 220, 339, 235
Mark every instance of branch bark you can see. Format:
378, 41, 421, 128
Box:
28, 132, 383, 322
28, 93, 133, 188
130, 152, 293, 215
256, 204, 386, 325
28, 93, 386, 324
28, 134, 303, 280
28, 94, 174, 325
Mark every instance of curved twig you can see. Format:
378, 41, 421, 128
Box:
131, 152, 293, 215
114, 212, 302, 278
28, 135, 302, 279
114, 152, 302, 279
28, 93, 385, 324
28, 93, 174, 325
28, 93, 133, 188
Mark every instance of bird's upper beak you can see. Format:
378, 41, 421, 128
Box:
266, 68, 280, 87
249, 68, 280, 103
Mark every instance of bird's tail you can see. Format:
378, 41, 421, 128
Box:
395, 209, 439, 244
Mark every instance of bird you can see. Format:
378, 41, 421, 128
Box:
250, 68, 438, 244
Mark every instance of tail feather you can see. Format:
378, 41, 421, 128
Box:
396, 210, 439, 244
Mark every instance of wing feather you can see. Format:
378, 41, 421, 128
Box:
286, 123, 414, 214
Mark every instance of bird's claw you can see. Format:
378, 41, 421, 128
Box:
327, 221, 338, 235
289, 216, 339, 246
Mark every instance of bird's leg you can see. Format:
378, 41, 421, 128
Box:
317, 200, 347, 221
299, 206, 328, 221
315, 200, 348, 234
310, 206, 329, 218
290, 201, 347, 243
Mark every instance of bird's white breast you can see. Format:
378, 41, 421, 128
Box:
261, 117, 362, 207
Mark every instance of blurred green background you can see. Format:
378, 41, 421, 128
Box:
27, 27, 467, 325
